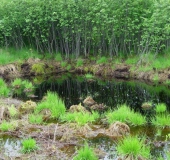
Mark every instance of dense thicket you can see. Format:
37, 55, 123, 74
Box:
0, 0, 170, 57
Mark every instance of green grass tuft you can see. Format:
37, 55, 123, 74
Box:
76, 59, 84, 67
0, 121, 14, 131
60, 111, 99, 126
151, 114, 170, 127
35, 92, 66, 118
0, 78, 10, 97
155, 103, 167, 113
96, 56, 107, 64
106, 104, 146, 126
116, 136, 150, 159
21, 138, 37, 153
85, 74, 94, 79
28, 114, 43, 124
73, 143, 98, 160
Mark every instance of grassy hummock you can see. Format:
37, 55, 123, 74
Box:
73, 143, 98, 160
60, 111, 99, 126
21, 138, 38, 153
106, 104, 146, 126
35, 92, 66, 118
116, 136, 150, 159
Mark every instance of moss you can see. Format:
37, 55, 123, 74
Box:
31, 63, 45, 75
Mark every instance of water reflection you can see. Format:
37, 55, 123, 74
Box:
34, 74, 170, 113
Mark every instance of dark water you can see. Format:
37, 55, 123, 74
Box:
34, 74, 170, 112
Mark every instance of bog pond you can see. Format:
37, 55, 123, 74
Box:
1, 73, 170, 159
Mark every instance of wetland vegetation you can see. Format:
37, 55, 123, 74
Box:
0, 0, 170, 159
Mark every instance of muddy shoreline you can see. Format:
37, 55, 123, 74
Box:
0, 58, 170, 85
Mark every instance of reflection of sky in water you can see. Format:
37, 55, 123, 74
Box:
0, 138, 21, 157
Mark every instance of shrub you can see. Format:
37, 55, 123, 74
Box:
8, 105, 18, 118
0, 78, 10, 97
55, 53, 62, 62
31, 63, 45, 75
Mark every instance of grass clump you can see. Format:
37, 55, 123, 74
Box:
55, 53, 62, 62
61, 61, 67, 68
85, 74, 94, 79
35, 92, 66, 118
106, 104, 146, 126
21, 138, 37, 153
155, 103, 167, 113
151, 114, 170, 127
60, 111, 99, 126
76, 59, 83, 67
0, 121, 14, 131
0, 78, 10, 97
29, 114, 43, 124
116, 136, 150, 159
96, 56, 107, 64
8, 105, 18, 118
73, 143, 98, 160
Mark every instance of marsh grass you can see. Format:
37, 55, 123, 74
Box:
0, 78, 10, 97
155, 103, 167, 113
29, 114, 43, 124
96, 56, 107, 64
106, 104, 146, 126
76, 59, 83, 67
151, 114, 170, 127
85, 74, 94, 79
35, 92, 66, 118
0, 48, 41, 65
8, 105, 18, 118
116, 136, 150, 159
21, 138, 37, 153
73, 143, 98, 160
60, 111, 99, 126
55, 53, 62, 62
0, 121, 14, 131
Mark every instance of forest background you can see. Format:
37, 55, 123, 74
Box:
0, 0, 169, 59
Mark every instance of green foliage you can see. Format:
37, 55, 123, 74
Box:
61, 61, 67, 68
28, 114, 43, 124
35, 92, 66, 118
8, 105, 18, 118
31, 63, 45, 75
66, 64, 71, 71
73, 143, 98, 160
0, 78, 9, 97
76, 59, 83, 67
155, 103, 167, 113
151, 114, 170, 127
85, 74, 94, 79
21, 138, 37, 153
55, 54, 62, 62
106, 104, 146, 126
60, 111, 99, 126
11, 78, 34, 97
0, 121, 13, 131
116, 136, 150, 159
96, 57, 107, 64
153, 74, 159, 83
